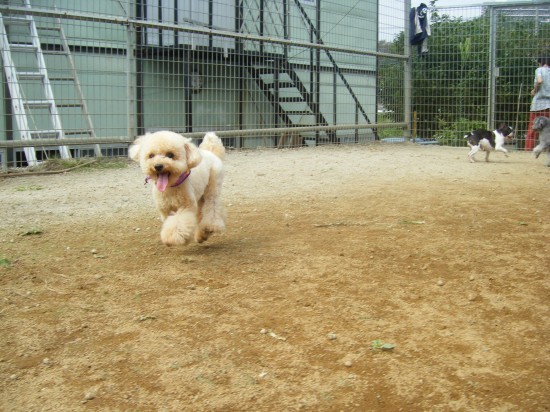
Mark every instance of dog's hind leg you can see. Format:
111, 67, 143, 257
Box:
195, 171, 226, 243
533, 142, 549, 159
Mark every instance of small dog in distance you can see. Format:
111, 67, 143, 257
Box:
464, 123, 514, 163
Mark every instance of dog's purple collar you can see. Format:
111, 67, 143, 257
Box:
171, 170, 191, 187
144, 170, 191, 187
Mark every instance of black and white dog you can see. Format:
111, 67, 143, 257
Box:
464, 123, 514, 163
532, 116, 550, 167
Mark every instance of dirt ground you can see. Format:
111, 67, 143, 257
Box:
0, 143, 549, 411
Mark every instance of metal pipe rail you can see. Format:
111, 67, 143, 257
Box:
0, 123, 407, 149
0, 5, 407, 61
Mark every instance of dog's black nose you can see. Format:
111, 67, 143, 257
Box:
154, 164, 164, 172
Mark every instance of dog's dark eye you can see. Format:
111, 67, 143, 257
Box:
166, 152, 175, 159
148, 153, 154, 159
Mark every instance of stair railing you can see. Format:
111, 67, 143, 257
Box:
292, 0, 377, 139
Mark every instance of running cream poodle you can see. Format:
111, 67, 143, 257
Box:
129, 131, 226, 246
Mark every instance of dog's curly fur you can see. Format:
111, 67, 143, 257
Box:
129, 131, 225, 246
532, 116, 550, 166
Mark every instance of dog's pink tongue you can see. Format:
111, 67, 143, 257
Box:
156, 173, 169, 192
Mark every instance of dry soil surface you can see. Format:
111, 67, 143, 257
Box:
0, 143, 549, 411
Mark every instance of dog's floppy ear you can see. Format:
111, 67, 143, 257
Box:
184, 139, 202, 169
128, 136, 144, 162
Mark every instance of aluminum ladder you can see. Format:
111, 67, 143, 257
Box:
0, 0, 98, 165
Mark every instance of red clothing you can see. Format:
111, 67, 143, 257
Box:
526, 109, 550, 150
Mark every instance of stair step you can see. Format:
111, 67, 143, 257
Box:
255, 67, 276, 74
18, 71, 44, 80
279, 97, 303, 103
270, 81, 295, 89
3, 16, 31, 25
285, 110, 314, 116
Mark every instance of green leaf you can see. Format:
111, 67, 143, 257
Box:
21, 228, 43, 236
371, 339, 395, 351
399, 220, 426, 225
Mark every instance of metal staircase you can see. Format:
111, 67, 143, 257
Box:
292, 0, 376, 140
0, 0, 97, 166
247, 58, 336, 144
239, 0, 375, 145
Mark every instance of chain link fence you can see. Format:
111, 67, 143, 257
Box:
0, 1, 548, 170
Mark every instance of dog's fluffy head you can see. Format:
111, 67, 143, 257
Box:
533, 116, 549, 132
129, 131, 202, 192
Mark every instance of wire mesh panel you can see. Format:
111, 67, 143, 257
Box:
3, 1, 546, 170
376, 1, 407, 144
0, 0, 408, 169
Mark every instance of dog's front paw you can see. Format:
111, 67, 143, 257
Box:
160, 210, 197, 246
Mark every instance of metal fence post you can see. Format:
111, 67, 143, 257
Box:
404, 0, 412, 140
487, 6, 497, 130
127, 15, 137, 140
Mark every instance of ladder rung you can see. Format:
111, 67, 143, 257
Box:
49, 77, 75, 82
9, 43, 37, 52
30, 130, 60, 139
64, 130, 93, 136
57, 103, 84, 108
42, 50, 67, 55
18, 72, 44, 81
24, 100, 52, 109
